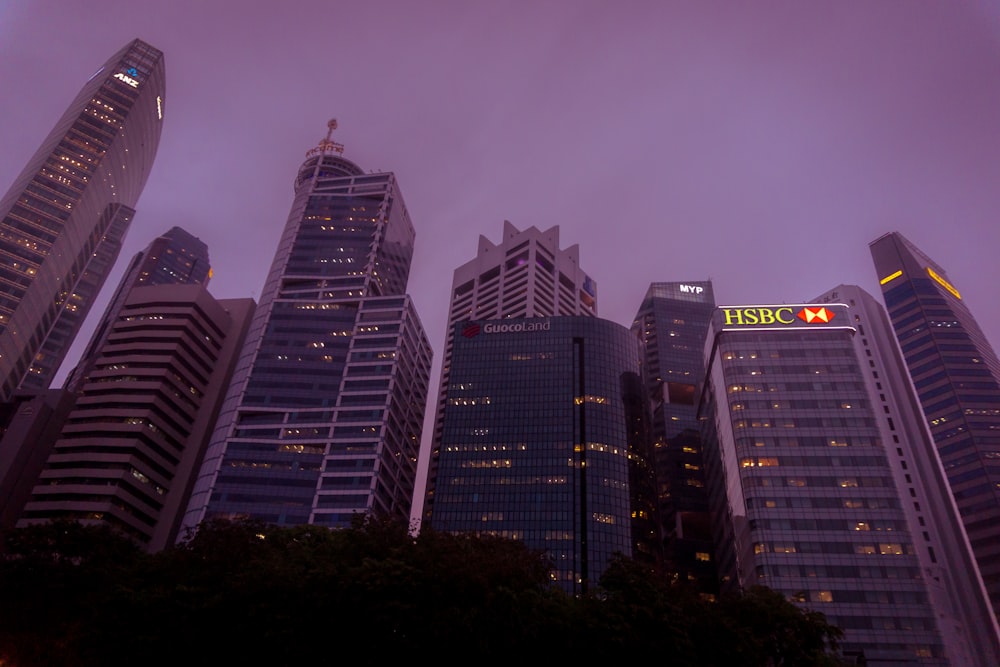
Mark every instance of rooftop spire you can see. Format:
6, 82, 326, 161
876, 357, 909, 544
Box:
305, 118, 344, 158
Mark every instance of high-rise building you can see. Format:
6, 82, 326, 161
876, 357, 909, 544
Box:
699, 298, 999, 665
422, 221, 597, 522
631, 281, 717, 594
871, 231, 1000, 624
1, 226, 222, 539
181, 122, 431, 533
64, 226, 211, 392
428, 315, 656, 594
815, 284, 1000, 665
18, 284, 254, 551
0, 39, 165, 400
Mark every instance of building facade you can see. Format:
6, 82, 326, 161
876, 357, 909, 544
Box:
422, 221, 597, 523
0, 39, 165, 399
871, 231, 1000, 624
64, 225, 212, 392
699, 299, 999, 665
181, 122, 431, 533
18, 285, 254, 551
630, 280, 717, 595
428, 315, 656, 594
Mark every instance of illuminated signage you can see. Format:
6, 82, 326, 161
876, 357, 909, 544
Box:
462, 319, 551, 338
879, 270, 902, 285
927, 267, 961, 299
679, 284, 704, 295
114, 72, 139, 87
719, 305, 846, 330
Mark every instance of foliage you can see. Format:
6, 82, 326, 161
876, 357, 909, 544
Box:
0, 518, 843, 666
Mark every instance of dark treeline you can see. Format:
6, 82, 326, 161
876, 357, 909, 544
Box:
0, 517, 844, 666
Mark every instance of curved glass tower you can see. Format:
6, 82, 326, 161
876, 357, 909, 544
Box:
0, 39, 165, 399
429, 315, 655, 594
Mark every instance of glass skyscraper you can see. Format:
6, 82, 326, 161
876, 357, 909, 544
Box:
181, 122, 431, 533
422, 221, 597, 524
0, 39, 165, 400
631, 280, 717, 595
429, 315, 656, 594
871, 231, 1000, 624
699, 299, 999, 664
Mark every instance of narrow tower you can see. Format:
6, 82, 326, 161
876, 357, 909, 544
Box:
0, 39, 166, 399
871, 231, 1000, 623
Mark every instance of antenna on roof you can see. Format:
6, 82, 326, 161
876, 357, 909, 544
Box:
305, 118, 344, 157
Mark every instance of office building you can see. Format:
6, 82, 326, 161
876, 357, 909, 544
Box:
64, 226, 212, 392
18, 284, 254, 551
0, 39, 165, 399
422, 221, 597, 522
699, 298, 999, 665
871, 231, 1000, 623
428, 315, 656, 594
181, 121, 431, 533
631, 281, 717, 594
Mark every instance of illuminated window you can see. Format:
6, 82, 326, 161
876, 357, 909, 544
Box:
812, 591, 833, 603
879, 543, 903, 555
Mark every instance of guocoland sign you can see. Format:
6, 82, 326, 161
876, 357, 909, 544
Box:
460, 318, 552, 338
717, 304, 850, 330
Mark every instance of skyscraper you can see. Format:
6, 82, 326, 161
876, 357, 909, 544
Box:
871, 231, 1000, 623
699, 298, 999, 665
18, 284, 254, 552
428, 315, 656, 594
181, 121, 431, 533
64, 225, 211, 392
0, 39, 165, 400
631, 281, 717, 594
422, 221, 597, 522
2, 225, 228, 541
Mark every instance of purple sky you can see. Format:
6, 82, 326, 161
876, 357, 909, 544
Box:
3, 1, 1000, 514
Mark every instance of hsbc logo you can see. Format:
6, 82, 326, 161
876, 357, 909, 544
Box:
796, 307, 835, 323
721, 306, 839, 328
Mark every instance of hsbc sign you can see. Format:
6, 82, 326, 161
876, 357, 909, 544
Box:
719, 305, 846, 329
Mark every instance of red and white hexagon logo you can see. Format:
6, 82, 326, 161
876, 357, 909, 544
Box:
796, 307, 835, 324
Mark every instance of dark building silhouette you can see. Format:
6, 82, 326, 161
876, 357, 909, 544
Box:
871, 231, 1000, 624
181, 121, 431, 533
631, 281, 718, 596
0, 39, 166, 399
429, 315, 656, 594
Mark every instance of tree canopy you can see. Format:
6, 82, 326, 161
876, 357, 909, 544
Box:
0, 517, 844, 666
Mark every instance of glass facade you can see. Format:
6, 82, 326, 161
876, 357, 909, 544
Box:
180, 125, 431, 534
423, 221, 597, 524
0, 39, 165, 399
871, 232, 1000, 624
429, 316, 655, 594
701, 305, 951, 664
631, 281, 717, 594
